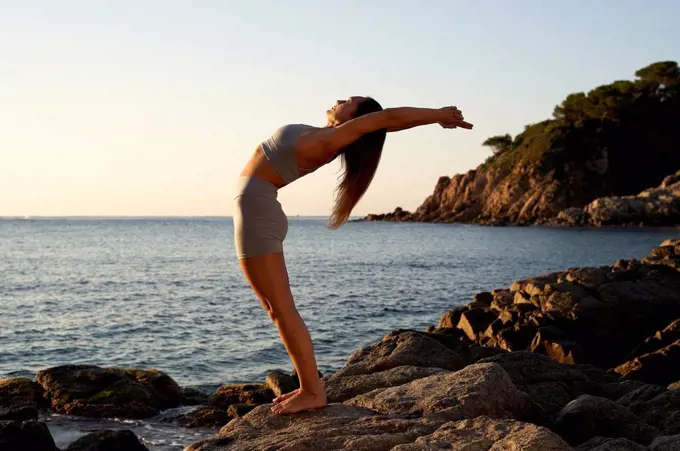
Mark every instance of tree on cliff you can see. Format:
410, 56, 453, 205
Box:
482, 134, 513, 155
483, 60, 680, 195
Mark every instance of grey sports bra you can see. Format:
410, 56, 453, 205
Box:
260, 124, 321, 184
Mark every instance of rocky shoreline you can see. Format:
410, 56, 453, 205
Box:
357, 170, 680, 228
2, 238, 680, 450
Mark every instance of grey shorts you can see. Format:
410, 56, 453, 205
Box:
232, 176, 288, 259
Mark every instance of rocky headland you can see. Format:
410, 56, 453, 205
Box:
360, 61, 680, 227
2, 238, 680, 450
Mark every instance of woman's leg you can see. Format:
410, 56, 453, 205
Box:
239, 251, 327, 414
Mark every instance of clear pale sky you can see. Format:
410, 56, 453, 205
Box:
2, 1, 678, 217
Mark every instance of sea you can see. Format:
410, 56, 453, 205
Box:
1, 217, 678, 449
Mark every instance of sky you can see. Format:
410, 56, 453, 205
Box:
1, 1, 678, 217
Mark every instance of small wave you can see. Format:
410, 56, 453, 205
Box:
44, 410, 216, 450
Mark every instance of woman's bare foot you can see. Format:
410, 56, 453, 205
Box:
274, 379, 324, 404
271, 389, 327, 415
273, 389, 299, 404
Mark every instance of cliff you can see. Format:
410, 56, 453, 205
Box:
361, 61, 680, 226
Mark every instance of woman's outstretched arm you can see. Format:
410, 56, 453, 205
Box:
301, 106, 472, 156
386, 113, 473, 132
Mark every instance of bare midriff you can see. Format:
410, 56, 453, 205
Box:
240, 137, 330, 189
240, 146, 288, 189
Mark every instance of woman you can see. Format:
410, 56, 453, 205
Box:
233, 96, 472, 415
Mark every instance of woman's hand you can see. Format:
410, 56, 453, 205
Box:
438, 106, 473, 129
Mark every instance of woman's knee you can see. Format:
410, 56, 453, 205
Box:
266, 297, 299, 323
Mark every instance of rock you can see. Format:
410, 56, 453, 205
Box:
226, 403, 256, 418
436, 306, 468, 329
557, 172, 680, 227
265, 370, 298, 398
491, 289, 514, 311
473, 292, 494, 305
633, 389, 680, 436
181, 387, 210, 406
418, 329, 477, 354
175, 407, 233, 429
574, 436, 647, 450
618, 384, 668, 408
562, 267, 610, 292
345, 362, 542, 423
556, 207, 587, 226
477, 351, 588, 386
330, 330, 465, 379
521, 382, 578, 416
615, 340, 680, 386
529, 325, 582, 364
660, 238, 680, 248
495, 323, 539, 351
390, 416, 571, 451
117, 368, 183, 409
0, 420, 58, 451
208, 384, 274, 409
65, 429, 149, 450
477, 351, 592, 414
456, 343, 506, 366
0, 377, 49, 410
457, 308, 497, 341
541, 282, 591, 314
0, 406, 39, 422
447, 240, 680, 371
186, 404, 446, 451
483, 317, 509, 339
553, 394, 659, 446
599, 380, 649, 400
35, 365, 184, 419
325, 366, 445, 403
577, 364, 620, 385
649, 434, 680, 450
628, 319, 680, 360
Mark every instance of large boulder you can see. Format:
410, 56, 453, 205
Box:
208, 383, 274, 409
0, 378, 49, 410
390, 416, 570, 451
330, 330, 465, 379
187, 404, 446, 451
174, 407, 234, 429
477, 351, 593, 415
574, 436, 647, 450
345, 362, 542, 423
65, 429, 149, 450
631, 389, 680, 436
325, 366, 445, 403
649, 434, 680, 450
265, 370, 299, 398
0, 406, 39, 422
0, 420, 58, 451
553, 395, 659, 446
35, 365, 182, 419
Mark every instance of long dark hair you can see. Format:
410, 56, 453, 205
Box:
328, 97, 387, 229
